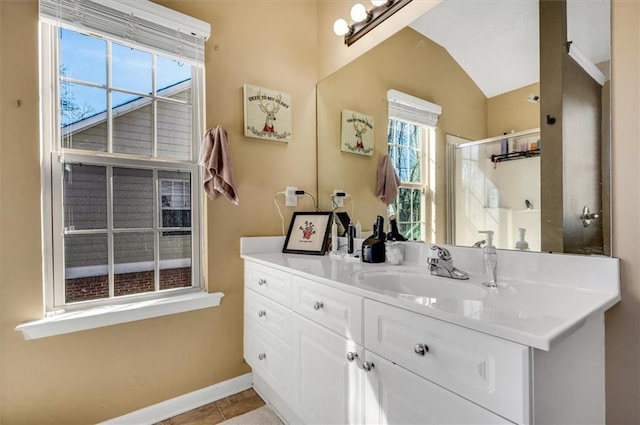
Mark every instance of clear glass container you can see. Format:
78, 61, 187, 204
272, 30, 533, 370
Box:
385, 241, 404, 265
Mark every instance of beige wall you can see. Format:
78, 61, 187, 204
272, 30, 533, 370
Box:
1, 0, 639, 424
608, 0, 640, 422
0, 0, 317, 423
487, 83, 540, 136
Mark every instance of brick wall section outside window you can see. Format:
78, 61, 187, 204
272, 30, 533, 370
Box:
65, 267, 192, 303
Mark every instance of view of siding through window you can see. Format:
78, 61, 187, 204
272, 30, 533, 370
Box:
387, 119, 426, 241
59, 28, 194, 303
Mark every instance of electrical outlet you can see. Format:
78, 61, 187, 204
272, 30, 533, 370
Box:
332, 189, 345, 208
285, 186, 298, 207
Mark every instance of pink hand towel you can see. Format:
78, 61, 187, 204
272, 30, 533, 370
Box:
199, 126, 239, 204
375, 153, 400, 205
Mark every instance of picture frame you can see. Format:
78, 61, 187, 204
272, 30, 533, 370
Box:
340, 109, 374, 156
243, 84, 292, 143
282, 212, 333, 255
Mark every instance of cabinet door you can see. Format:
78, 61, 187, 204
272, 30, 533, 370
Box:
292, 314, 364, 425
244, 321, 291, 400
364, 351, 512, 425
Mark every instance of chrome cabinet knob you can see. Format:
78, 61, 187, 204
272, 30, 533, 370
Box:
257, 310, 266, 317
414, 343, 429, 356
258, 278, 266, 286
258, 352, 266, 360
313, 301, 324, 311
346, 351, 374, 371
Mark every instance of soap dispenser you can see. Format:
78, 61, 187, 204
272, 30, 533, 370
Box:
362, 215, 385, 263
478, 230, 497, 287
515, 228, 529, 251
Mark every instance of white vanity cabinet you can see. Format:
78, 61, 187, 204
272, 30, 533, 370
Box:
244, 261, 515, 424
244, 261, 365, 425
243, 253, 614, 425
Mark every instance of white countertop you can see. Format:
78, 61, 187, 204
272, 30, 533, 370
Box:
241, 237, 620, 351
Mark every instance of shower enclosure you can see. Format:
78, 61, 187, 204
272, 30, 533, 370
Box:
447, 128, 541, 251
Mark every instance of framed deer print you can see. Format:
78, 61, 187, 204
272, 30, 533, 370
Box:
340, 109, 374, 156
243, 84, 292, 142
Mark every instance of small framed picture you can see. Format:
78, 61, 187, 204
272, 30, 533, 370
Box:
341, 109, 374, 156
243, 84, 292, 143
283, 212, 333, 255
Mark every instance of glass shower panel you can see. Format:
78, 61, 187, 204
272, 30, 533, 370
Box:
451, 131, 541, 251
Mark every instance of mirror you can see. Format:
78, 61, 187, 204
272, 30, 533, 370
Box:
316, 0, 611, 255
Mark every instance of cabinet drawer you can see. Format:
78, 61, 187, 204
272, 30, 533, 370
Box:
245, 288, 292, 343
291, 276, 363, 344
244, 262, 291, 306
244, 320, 291, 400
365, 300, 529, 424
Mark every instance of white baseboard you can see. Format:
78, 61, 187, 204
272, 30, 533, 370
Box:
99, 373, 253, 425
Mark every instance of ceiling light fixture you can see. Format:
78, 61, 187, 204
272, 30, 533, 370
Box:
350, 3, 371, 23
333, 0, 413, 46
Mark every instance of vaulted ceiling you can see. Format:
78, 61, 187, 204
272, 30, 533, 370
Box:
409, 0, 610, 98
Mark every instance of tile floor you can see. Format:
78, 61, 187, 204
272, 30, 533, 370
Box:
156, 388, 265, 425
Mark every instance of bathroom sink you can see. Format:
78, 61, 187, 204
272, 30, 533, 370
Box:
353, 267, 487, 301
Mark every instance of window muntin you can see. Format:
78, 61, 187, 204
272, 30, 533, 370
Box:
43, 23, 203, 310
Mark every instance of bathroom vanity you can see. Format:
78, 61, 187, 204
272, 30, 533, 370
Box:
241, 236, 620, 424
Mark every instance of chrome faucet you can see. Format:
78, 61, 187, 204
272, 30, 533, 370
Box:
472, 239, 486, 248
427, 245, 469, 280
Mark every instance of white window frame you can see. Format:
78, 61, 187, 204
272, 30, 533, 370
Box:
387, 119, 433, 241
40, 21, 206, 313
386, 90, 441, 243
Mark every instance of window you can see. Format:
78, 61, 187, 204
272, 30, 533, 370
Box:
40, 0, 210, 312
386, 90, 441, 242
161, 178, 191, 236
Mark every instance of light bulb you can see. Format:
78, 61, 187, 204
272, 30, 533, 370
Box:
333, 18, 350, 36
371, 0, 387, 6
350, 3, 369, 23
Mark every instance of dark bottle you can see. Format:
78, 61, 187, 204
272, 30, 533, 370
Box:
387, 214, 407, 241
347, 222, 355, 254
362, 215, 386, 263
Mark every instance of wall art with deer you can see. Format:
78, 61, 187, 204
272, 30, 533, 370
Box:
243, 84, 292, 142
341, 109, 374, 156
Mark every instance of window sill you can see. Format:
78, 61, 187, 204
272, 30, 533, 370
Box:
15, 291, 224, 340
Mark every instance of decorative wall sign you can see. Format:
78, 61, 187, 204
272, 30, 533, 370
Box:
341, 109, 374, 156
243, 84, 292, 142
282, 212, 332, 255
